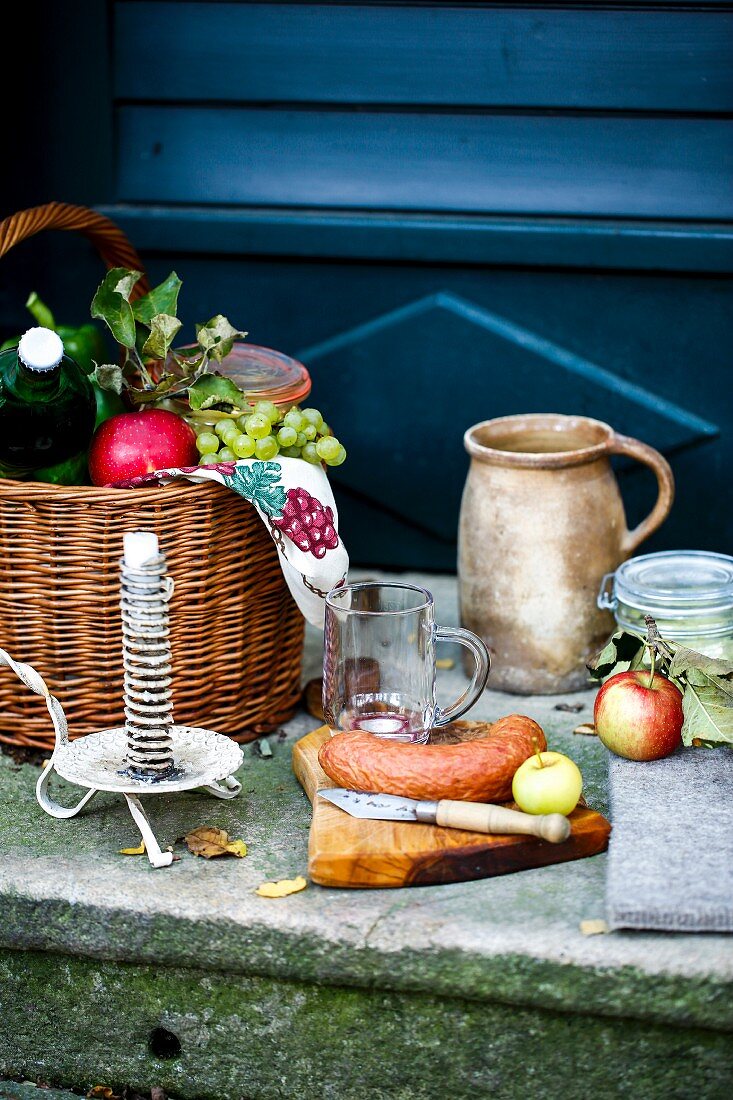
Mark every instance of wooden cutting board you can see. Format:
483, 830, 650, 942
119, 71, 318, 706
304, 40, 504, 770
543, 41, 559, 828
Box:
292, 723, 611, 889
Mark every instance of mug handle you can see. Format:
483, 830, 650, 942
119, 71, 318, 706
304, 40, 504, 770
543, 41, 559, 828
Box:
433, 626, 490, 727
607, 433, 675, 556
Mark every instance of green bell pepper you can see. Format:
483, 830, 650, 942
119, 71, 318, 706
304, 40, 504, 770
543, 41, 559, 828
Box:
33, 451, 91, 486
56, 322, 107, 376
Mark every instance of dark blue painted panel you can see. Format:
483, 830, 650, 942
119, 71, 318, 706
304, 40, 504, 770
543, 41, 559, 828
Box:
114, 2, 733, 111
6, 0, 730, 572
102, 205, 733, 273
298, 292, 718, 542
129, 251, 733, 568
116, 107, 733, 218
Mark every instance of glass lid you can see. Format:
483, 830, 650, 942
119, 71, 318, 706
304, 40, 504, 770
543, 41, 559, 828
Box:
176, 341, 311, 406
615, 551, 733, 615
219, 343, 311, 405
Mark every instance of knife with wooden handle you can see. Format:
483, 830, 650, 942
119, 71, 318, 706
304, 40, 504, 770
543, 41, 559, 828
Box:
318, 788, 571, 843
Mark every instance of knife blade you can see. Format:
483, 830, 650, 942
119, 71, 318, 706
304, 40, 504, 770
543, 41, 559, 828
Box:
317, 788, 571, 843
319, 788, 424, 821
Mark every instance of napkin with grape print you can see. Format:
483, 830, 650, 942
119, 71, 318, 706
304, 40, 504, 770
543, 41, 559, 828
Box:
115, 457, 348, 627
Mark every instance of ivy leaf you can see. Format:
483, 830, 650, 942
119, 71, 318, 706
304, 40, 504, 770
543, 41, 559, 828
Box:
111, 269, 142, 301
171, 345, 205, 372
188, 373, 249, 413
195, 315, 247, 363
90, 268, 142, 348
670, 645, 733, 682
141, 313, 183, 361
132, 271, 182, 326
91, 363, 124, 395
587, 630, 646, 681
185, 826, 247, 859
227, 461, 286, 516
128, 373, 190, 405
681, 679, 733, 748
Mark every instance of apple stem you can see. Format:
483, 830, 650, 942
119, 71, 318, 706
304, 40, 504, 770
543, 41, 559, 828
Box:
533, 737, 544, 768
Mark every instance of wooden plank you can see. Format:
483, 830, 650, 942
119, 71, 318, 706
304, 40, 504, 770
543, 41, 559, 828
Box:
116, 106, 733, 219
292, 725, 611, 889
100, 205, 733, 273
113, 2, 733, 111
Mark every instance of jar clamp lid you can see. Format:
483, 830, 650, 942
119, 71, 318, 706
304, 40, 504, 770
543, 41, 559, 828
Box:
598, 550, 733, 624
175, 341, 311, 407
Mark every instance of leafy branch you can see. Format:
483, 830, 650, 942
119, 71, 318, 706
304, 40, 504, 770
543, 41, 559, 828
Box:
89, 268, 250, 409
588, 616, 733, 749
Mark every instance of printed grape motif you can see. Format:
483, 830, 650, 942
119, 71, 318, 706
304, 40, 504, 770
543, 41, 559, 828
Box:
272, 488, 338, 559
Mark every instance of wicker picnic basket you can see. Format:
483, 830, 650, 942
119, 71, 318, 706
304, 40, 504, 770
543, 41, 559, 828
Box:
0, 202, 305, 751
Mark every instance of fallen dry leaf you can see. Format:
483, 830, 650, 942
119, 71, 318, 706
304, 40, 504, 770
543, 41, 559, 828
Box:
580, 919, 609, 936
256, 875, 307, 898
573, 723, 597, 737
185, 826, 247, 859
119, 841, 146, 856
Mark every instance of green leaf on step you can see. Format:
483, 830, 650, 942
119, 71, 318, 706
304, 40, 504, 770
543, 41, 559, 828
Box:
91, 363, 124, 395
188, 373, 248, 413
226, 461, 286, 517
90, 268, 142, 348
132, 271, 182, 326
586, 630, 646, 681
141, 313, 183, 361
681, 678, 733, 748
195, 315, 247, 363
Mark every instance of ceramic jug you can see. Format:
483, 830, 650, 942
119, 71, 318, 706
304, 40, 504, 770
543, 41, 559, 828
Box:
458, 414, 674, 693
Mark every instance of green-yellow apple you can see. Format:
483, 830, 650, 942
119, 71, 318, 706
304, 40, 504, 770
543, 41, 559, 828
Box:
512, 751, 583, 816
593, 669, 683, 761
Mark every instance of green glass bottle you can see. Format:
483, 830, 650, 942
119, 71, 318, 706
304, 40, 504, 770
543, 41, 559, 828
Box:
0, 327, 96, 482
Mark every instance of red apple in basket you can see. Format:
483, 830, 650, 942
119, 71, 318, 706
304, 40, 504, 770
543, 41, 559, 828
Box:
594, 670, 683, 761
89, 409, 198, 486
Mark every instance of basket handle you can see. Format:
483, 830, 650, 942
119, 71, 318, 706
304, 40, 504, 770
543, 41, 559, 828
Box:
0, 201, 150, 299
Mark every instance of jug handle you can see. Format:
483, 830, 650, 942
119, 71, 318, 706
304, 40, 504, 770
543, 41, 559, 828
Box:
607, 433, 675, 555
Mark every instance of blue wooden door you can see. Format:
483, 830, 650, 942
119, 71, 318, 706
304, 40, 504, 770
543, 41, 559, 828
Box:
6, 1, 733, 567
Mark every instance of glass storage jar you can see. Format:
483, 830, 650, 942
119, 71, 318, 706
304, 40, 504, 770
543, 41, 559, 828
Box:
598, 550, 733, 659
159, 342, 312, 430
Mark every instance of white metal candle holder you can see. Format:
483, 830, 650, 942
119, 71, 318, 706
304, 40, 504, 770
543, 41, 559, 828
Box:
3, 531, 243, 868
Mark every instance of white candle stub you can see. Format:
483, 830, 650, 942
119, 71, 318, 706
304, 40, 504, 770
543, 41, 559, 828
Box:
124, 531, 159, 570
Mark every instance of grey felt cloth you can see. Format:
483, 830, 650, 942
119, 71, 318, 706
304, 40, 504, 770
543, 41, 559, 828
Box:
606, 747, 733, 932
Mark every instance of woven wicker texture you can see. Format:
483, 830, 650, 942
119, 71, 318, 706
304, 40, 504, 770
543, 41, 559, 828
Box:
0, 201, 150, 295
0, 205, 305, 750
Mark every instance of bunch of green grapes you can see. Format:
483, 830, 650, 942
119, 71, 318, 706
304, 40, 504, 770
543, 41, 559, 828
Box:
195, 401, 347, 468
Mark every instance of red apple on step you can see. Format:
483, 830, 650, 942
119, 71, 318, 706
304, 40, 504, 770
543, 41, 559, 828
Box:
89, 409, 197, 486
594, 669, 683, 761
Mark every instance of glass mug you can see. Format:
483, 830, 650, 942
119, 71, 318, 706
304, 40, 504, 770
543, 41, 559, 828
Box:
323, 582, 491, 743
